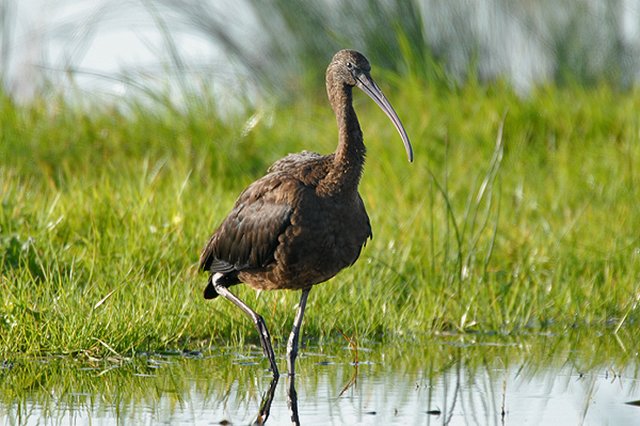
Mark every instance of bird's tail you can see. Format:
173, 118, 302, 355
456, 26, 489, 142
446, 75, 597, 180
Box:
203, 271, 241, 299
203, 276, 219, 299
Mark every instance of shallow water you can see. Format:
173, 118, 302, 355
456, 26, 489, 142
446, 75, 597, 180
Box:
2, 333, 639, 425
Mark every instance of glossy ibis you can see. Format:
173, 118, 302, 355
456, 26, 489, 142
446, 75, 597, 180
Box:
200, 49, 413, 377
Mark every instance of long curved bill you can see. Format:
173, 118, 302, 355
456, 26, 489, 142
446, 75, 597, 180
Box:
355, 72, 413, 162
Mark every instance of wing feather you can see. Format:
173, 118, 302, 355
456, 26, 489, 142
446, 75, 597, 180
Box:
199, 175, 293, 274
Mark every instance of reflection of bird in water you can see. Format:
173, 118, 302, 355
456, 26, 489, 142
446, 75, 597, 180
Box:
254, 377, 279, 424
200, 49, 413, 378
254, 375, 299, 425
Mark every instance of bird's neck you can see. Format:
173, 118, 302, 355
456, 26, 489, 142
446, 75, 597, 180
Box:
318, 85, 366, 197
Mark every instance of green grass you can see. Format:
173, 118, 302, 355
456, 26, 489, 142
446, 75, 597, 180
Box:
1, 78, 639, 359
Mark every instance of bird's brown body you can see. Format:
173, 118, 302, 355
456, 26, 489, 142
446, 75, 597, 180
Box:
200, 151, 372, 292
199, 50, 412, 377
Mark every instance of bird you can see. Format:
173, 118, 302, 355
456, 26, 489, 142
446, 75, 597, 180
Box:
199, 49, 413, 378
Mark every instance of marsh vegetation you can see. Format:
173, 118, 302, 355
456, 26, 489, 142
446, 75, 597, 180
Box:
1, 80, 639, 357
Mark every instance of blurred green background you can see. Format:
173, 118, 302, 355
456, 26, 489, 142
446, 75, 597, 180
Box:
2, 0, 640, 103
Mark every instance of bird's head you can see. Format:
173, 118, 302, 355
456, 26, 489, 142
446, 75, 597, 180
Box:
326, 49, 413, 162
327, 49, 372, 87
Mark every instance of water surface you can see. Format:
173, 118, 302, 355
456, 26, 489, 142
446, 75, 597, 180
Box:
2, 332, 639, 425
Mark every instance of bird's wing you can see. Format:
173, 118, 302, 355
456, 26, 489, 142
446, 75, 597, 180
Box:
199, 175, 294, 274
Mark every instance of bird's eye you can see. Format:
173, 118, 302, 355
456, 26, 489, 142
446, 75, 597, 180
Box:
346, 62, 353, 70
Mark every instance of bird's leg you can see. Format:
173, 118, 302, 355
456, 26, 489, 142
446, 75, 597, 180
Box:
213, 283, 279, 377
286, 288, 311, 376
